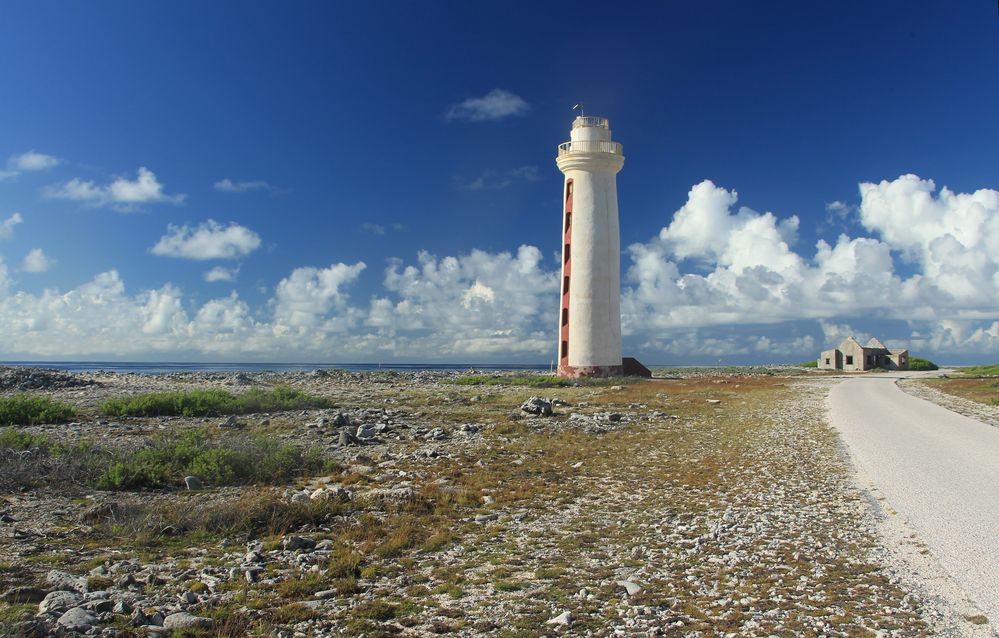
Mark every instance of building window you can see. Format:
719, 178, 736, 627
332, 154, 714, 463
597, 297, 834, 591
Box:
825, 358, 830, 365
561, 308, 568, 326
565, 212, 571, 233
845, 355, 854, 365
564, 244, 570, 263
561, 340, 568, 359
566, 181, 573, 201
563, 276, 569, 295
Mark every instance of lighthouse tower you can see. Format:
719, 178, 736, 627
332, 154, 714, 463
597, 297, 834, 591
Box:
555, 115, 625, 378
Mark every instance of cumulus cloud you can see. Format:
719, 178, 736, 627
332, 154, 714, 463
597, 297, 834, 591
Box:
1, 173, 997, 362
446, 89, 529, 122
214, 178, 272, 193
151, 220, 261, 260
204, 266, 238, 282
2, 151, 60, 181
19, 248, 54, 273
0, 213, 23, 240
45, 167, 185, 209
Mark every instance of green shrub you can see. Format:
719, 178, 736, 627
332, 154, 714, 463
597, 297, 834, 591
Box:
799, 360, 818, 368
94, 428, 326, 490
908, 357, 939, 371
0, 394, 76, 426
0, 427, 51, 451
99, 386, 332, 418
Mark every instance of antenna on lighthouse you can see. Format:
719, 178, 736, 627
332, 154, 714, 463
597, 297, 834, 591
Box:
572, 103, 584, 117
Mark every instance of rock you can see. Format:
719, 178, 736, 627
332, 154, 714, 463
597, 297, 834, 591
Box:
364, 486, 414, 503
163, 612, 215, 630
39, 590, 82, 614
0, 586, 47, 603
616, 580, 643, 596
184, 475, 204, 490
56, 607, 97, 631
117, 574, 137, 588
706, 399, 721, 405
547, 610, 573, 626
423, 427, 447, 441
332, 412, 352, 427
282, 535, 317, 551
337, 430, 359, 447
181, 591, 198, 604
607, 412, 623, 422
46, 569, 86, 593
355, 424, 376, 440
113, 600, 132, 615
218, 415, 244, 429
474, 513, 499, 523
86, 597, 114, 613
310, 485, 351, 502
520, 397, 554, 417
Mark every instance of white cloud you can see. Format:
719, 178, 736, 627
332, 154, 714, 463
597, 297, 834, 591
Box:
446, 89, 529, 122
8, 150, 60, 172
0, 213, 23, 240
214, 178, 272, 193
204, 266, 238, 282
360, 223, 385, 235
19, 248, 53, 273
45, 167, 185, 209
1, 173, 998, 362
151, 220, 261, 260
457, 165, 542, 191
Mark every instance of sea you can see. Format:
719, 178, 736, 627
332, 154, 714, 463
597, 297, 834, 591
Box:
0, 361, 554, 375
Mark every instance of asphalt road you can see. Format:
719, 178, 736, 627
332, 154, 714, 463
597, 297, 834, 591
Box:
829, 374, 999, 623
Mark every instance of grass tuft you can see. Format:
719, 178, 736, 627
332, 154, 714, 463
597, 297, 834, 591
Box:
908, 357, 939, 371
99, 385, 332, 418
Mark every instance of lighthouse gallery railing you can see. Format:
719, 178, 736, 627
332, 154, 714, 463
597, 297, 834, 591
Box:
558, 140, 623, 156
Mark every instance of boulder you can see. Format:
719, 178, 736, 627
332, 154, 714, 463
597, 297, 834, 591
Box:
0, 586, 47, 603
56, 607, 97, 631
184, 475, 204, 490
520, 397, 553, 417
163, 611, 215, 630
39, 590, 82, 614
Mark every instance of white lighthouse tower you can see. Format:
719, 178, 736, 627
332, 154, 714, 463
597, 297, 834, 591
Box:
555, 115, 625, 378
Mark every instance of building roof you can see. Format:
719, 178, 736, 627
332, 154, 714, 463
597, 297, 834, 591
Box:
865, 337, 887, 349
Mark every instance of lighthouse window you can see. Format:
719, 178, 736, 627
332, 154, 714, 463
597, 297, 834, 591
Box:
565, 181, 573, 201
563, 276, 569, 294
564, 244, 570, 263
565, 213, 571, 233
561, 340, 568, 358
561, 308, 568, 326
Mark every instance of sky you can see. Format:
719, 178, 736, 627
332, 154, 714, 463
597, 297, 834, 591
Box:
0, 1, 997, 364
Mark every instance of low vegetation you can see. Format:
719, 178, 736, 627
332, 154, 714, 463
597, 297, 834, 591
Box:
99, 386, 332, 417
907, 357, 939, 371
799, 360, 818, 368
95, 428, 332, 490
454, 374, 573, 388
0, 426, 331, 491
0, 394, 76, 426
959, 363, 999, 377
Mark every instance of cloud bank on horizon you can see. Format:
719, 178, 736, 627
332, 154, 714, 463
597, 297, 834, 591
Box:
1, 172, 996, 362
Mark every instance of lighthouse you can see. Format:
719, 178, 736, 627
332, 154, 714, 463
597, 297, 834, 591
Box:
555, 115, 625, 378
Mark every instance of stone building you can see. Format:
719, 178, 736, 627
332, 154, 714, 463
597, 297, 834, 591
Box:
818, 336, 909, 371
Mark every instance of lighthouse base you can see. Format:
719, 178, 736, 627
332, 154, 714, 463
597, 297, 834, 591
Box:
557, 364, 623, 379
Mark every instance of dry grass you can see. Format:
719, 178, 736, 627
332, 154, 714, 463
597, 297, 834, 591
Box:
923, 377, 999, 406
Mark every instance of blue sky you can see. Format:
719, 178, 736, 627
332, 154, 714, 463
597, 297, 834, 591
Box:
1, 1, 997, 363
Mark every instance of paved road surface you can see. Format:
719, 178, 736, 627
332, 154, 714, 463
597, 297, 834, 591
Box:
829, 374, 999, 623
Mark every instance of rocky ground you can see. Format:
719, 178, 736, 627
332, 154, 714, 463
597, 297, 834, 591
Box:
0, 366, 965, 637
898, 378, 999, 429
